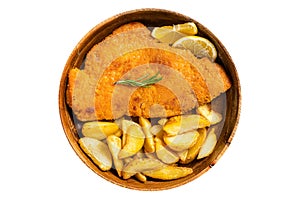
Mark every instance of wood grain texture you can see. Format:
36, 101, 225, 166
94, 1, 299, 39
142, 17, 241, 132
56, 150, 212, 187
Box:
58, 8, 241, 191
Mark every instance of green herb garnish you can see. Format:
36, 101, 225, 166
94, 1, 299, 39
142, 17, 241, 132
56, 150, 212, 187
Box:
114, 72, 163, 88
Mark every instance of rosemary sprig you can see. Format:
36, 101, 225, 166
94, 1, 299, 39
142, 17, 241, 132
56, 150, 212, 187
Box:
115, 72, 163, 88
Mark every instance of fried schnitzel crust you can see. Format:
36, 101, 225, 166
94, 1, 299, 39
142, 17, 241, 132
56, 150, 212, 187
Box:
66, 22, 231, 121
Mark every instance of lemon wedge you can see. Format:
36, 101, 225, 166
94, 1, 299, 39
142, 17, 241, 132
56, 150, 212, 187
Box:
172, 36, 217, 61
151, 22, 198, 44
151, 26, 187, 44
173, 22, 198, 35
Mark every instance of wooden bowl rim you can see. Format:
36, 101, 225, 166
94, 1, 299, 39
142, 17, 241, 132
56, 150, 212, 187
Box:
58, 8, 241, 191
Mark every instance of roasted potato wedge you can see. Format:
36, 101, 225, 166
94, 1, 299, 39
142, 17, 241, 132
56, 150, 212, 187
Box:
150, 124, 164, 136
106, 135, 123, 177
181, 128, 207, 164
79, 137, 112, 171
143, 165, 193, 180
114, 129, 123, 137
163, 130, 199, 151
158, 118, 168, 126
163, 115, 210, 136
114, 117, 124, 129
139, 116, 151, 128
197, 128, 217, 159
177, 149, 188, 163
135, 173, 147, 182
197, 104, 211, 118
207, 110, 222, 125
81, 121, 119, 140
122, 157, 164, 179
118, 125, 145, 159
155, 137, 179, 164
154, 130, 165, 141
139, 117, 155, 153
121, 119, 140, 132
121, 119, 140, 147
197, 105, 222, 125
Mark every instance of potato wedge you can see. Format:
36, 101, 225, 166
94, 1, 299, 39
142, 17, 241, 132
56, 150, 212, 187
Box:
81, 121, 119, 140
79, 137, 112, 171
197, 105, 222, 125
135, 173, 147, 182
197, 128, 217, 159
154, 130, 165, 141
114, 117, 124, 129
164, 130, 199, 151
122, 157, 164, 179
139, 117, 155, 153
121, 119, 140, 132
121, 119, 140, 147
114, 129, 123, 137
163, 115, 210, 136
158, 118, 168, 126
177, 149, 188, 163
181, 128, 207, 164
139, 116, 151, 128
150, 124, 164, 136
143, 165, 193, 180
197, 104, 211, 118
155, 137, 179, 164
118, 125, 145, 159
207, 110, 223, 125
106, 135, 123, 177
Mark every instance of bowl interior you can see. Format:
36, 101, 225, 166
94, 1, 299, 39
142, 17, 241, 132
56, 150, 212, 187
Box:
59, 8, 241, 190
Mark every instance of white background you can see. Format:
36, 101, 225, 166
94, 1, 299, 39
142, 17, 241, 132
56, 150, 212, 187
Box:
1, 0, 299, 199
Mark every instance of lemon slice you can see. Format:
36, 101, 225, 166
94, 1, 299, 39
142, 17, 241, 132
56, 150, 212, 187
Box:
151, 26, 187, 44
151, 22, 198, 44
173, 22, 198, 35
172, 36, 217, 61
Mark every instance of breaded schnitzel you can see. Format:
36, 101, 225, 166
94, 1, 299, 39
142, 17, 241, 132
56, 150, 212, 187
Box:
67, 22, 231, 121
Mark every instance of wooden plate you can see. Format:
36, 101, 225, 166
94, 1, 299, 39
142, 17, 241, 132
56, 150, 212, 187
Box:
59, 8, 241, 190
